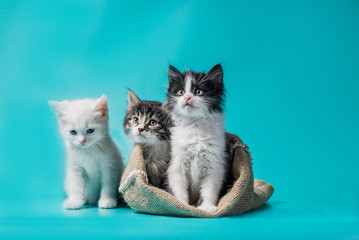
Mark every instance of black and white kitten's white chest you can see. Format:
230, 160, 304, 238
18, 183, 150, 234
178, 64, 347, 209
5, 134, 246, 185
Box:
170, 112, 227, 204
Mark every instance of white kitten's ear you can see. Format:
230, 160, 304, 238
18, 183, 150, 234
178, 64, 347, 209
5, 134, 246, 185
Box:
48, 100, 69, 118
204, 63, 223, 83
127, 89, 141, 111
94, 95, 108, 117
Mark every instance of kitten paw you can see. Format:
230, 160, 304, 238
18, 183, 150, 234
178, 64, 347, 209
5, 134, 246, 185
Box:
178, 199, 189, 206
98, 198, 117, 209
63, 198, 84, 210
198, 204, 218, 213
175, 195, 189, 205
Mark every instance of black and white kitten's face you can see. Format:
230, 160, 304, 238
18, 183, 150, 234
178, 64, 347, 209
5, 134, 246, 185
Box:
123, 90, 170, 145
167, 64, 225, 119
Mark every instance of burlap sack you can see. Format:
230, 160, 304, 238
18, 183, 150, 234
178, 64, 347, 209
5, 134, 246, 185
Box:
119, 133, 274, 217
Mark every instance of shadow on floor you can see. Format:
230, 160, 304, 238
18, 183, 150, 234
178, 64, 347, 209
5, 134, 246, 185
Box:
228, 201, 285, 218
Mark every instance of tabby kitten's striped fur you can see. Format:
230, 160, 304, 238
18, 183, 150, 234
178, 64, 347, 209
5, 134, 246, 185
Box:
123, 90, 171, 188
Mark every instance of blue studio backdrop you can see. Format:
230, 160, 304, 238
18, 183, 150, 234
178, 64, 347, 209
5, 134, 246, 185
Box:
0, 0, 358, 239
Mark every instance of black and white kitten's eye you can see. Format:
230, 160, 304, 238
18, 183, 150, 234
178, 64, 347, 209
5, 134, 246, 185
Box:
132, 117, 139, 124
87, 128, 95, 134
69, 130, 77, 135
195, 89, 204, 95
177, 89, 185, 96
149, 120, 157, 126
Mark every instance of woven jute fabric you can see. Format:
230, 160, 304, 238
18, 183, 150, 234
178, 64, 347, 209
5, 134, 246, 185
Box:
119, 133, 274, 218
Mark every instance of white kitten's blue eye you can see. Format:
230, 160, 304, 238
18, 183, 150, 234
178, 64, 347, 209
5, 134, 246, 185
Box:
195, 89, 204, 95
87, 128, 95, 134
177, 89, 184, 96
149, 120, 157, 126
70, 130, 77, 135
133, 117, 139, 124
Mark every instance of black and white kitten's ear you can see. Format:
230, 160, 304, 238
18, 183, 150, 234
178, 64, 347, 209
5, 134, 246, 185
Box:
205, 64, 223, 83
127, 89, 141, 111
168, 65, 182, 83
48, 100, 69, 118
94, 95, 108, 117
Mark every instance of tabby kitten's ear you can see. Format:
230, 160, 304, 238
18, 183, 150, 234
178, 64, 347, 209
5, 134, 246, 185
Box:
127, 89, 141, 111
160, 100, 169, 111
204, 63, 223, 83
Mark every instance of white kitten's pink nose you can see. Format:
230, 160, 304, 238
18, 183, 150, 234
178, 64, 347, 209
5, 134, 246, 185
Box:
79, 139, 86, 144
184, 95, 191, 101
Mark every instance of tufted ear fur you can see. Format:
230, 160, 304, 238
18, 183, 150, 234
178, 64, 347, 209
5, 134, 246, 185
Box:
94, 95, 108, 117
168, 65, 183, 83
48, 100, 69, 118
204, 64, 223, 83
127, 89, 141, 111
160, 100, 169, 111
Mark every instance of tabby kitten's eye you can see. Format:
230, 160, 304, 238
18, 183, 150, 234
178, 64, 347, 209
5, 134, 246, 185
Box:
70, 130, 77, 135
87, 128, 95, 134
149, 120, 157, 126
195, 89, 204, 95
132, 117, 139, 124
177, 89, 184, 96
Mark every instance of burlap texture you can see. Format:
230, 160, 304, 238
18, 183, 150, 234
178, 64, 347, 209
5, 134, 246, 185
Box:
119, 133, 274, 217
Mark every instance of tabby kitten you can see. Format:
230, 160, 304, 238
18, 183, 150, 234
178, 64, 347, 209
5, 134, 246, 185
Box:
123, 90, 171, 188
166, 64, 227, 213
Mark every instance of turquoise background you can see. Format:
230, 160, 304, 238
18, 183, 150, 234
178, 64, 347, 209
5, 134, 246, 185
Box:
1, 0, 358, 239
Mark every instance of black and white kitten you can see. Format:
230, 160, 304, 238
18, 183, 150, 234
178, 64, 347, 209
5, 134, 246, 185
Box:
123, 90, 171, 188
166, 64, 227, 213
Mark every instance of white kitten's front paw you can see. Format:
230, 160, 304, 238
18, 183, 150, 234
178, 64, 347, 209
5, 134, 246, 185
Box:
98, 198, 117, 209
198, 204, 218, 213
63, 198, 85, 210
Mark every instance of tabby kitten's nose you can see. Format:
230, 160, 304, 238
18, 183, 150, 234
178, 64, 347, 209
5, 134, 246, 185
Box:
138, 128, 144, 133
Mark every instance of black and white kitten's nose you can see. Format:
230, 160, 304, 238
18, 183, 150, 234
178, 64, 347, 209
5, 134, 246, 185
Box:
138, 128, 144, 133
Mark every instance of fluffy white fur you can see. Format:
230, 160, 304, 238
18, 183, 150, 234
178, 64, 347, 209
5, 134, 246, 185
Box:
167, 75, 227, 213
49, 95, 124, 210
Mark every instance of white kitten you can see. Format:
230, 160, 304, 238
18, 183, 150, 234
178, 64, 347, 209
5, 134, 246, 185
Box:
49, 95, 124, 209
166, 64, 227, 213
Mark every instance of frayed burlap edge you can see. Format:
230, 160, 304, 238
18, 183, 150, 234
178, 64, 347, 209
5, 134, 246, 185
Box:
119, 133, 274, 218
